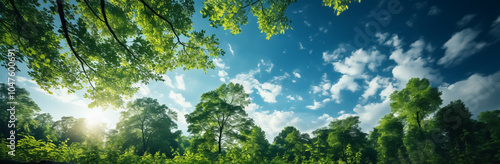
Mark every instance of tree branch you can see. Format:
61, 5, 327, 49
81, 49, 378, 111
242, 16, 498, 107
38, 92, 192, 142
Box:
101, 0, 138, 60
56, 0, 96, 90
138, 0, 186, 47
83, 0, 104, 22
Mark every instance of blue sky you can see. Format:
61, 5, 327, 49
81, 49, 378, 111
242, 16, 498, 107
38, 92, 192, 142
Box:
3, 0, 500, 142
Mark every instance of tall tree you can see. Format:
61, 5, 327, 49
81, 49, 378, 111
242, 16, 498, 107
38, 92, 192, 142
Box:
114, 97, 180, 156
374, 114, 407, 164
0, 83, 40, 138
390, 78, 443, 163
186, 82, 254, 154
390, 78, 442, 133
326, 116, 368, 163
478, 110, 500, 163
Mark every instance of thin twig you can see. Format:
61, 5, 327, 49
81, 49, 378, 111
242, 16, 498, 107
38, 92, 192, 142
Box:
83, 0, 104, 22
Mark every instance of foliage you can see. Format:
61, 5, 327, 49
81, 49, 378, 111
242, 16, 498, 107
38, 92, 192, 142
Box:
0, 0, 358, 109
1, 79, 500, 164
186, 82, 254, 154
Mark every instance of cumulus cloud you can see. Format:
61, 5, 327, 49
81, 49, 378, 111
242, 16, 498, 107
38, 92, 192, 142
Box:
390, 38, 442, 86
438, 28, 486, 67
330, 75, 359, 103
361, 76, 389, 99
251, 110, 301, 141
306, 98, 331, 110
272, 72, 290, 82
286, 95, 303, 101
230, 63, 283, 103
256, 83, 282, 103
353, 99, 391, 131
162, 75, 175, 88
440, 71, 500, 116
213, 58, 230, 69
175, 74, 186, 90
218, 70, 228, 82
311, 73, 331, 96
323, 47, 345, 63
331, 49, 385, 77
293, 70, 301, 78
258, 59, 274, 73
169, 91, 192, 108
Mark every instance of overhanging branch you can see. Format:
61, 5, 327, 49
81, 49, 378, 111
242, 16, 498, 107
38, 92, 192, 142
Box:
100, 0, 138, 60
56, 0, 96, 90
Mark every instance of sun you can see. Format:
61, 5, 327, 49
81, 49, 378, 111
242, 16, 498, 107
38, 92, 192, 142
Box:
85, 108, 105, 128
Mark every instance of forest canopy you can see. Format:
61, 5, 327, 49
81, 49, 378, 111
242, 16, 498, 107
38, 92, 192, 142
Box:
1, 79, 500, 163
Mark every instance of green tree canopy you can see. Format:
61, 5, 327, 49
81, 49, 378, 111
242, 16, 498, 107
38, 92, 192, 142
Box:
114, 97, 180, 156
0, 0, 358, 109
390, 78, 442, 131
186, 82, 254, 154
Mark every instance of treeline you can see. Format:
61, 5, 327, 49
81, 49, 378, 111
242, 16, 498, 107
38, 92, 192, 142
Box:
1, 78, 499, 163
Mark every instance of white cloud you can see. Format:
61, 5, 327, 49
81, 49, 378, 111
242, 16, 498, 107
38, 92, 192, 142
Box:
228, 44, 235, 55
34, 87, 87, 107
272, 72, 290, 81
338, 110, 345, 114
438, 28, 486, 67
362, 76, 385, 99
259, 59, 274, 73
427, 6, 441, 16
384, 34, 402, 48
286, 95, 303, 101
331, 49, 385, 77
311, 73, 331, 96
230, 64, 282, 103
299, 42, 306, 50
306, 98, 331, 110
456, 14, 477, 27
218, 70, 228, 82
390, 38, 442, 86
251, 110, 300, 141
440, 71, 500, 116
256, 83, 282, 103
213, 58, 230, 69
330, 75, 359, 103
175, 74, 186, 90
323, 46, 345, 63
169, 91, 192, 108
293, 70, 301, 78
375, 32, 389, 45
162, 75, 175, 88
353, 99, 391, 131
303, 21, 311, 27
245, 103, 260, 113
